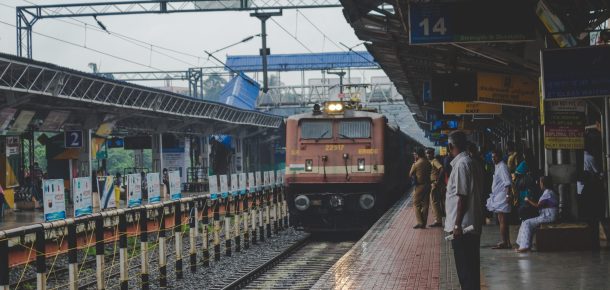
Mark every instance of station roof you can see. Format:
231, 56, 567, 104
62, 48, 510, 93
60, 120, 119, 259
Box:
0, 53, 283, 136
225, 51, 378, 72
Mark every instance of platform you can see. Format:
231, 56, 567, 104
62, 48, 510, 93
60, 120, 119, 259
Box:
313, 194, 610, 290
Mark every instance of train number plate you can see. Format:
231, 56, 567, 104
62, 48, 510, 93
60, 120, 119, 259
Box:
325, 144, 345, 151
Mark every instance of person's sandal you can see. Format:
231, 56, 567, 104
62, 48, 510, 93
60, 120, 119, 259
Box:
515, 248, 529, 253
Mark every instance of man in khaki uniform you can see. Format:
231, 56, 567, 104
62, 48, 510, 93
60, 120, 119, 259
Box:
426, 148, 444, 227
410, 148, 432, 228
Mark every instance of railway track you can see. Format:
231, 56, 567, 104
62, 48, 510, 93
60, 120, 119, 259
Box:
218, 235, 357, 290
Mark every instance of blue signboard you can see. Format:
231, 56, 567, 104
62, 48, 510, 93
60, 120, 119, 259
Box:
65, 130, 83, 148
422, 80, 432, 103
409, 1, 534, 45
542, 46, 610, 99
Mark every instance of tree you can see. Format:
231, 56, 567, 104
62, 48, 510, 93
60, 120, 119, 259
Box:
203, 73, 227, 102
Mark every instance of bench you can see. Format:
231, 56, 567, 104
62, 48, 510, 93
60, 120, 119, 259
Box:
535, 223, 592, 251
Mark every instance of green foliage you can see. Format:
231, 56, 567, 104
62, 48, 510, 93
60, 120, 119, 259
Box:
106, 148, 134, 176
203, 73, 228, 102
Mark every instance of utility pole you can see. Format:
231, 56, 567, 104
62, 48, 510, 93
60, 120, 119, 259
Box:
327, 70, 346, 94
250, 10, 282, 93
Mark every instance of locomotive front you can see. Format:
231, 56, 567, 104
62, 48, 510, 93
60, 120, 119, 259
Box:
285, 102, 388, 231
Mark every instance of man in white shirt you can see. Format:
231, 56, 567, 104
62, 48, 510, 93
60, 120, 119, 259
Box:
445, 131, 483, 290
486, 149, 512, 249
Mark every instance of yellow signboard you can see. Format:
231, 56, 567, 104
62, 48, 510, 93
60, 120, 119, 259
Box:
477, 72, 538, 107
443, 102, 502, 115
439, 147, 447, 156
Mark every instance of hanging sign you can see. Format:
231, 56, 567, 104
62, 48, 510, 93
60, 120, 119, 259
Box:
0, 108, 17, 131
219, 175, 229, 198
10, 110, 35, 132
147, 173, 161, 203
97, 176, 116, 210
43, 179, 66, 221
443, 102, 502, 115
127, 174, 142, 207
544, 100, 585, 149
65, 130, 83, 148
73, 177, 93, 217
476, 72, 538, 107
209, 175, 219, 199
408, 1, 535, 45
40, 110, 70, 132
168, 171, 181, 200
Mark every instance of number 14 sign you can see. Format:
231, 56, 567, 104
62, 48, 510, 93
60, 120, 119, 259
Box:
65, 130, 83, 148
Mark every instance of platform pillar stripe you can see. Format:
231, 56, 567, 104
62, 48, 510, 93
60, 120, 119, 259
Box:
95, 217, 104, 290
118, 213, 128, 290
213, 200, 221, 261
234, 195, 241, 253
36, 227, 46, 290
174, 202, 183, 279
251, 192, 258, 245
259, 192, 265, 241
189, 201, 197, 273
265, 190, 272, 238
140, 208, 149, 290
0, 235, 9, 289
158, 207, 167, 287
225, 197, 232, 257
202, 200, 210, 267
243, 193, 250, 249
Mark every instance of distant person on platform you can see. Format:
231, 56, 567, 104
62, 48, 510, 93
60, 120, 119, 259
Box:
409, 148, 432, 229
426, 148, 444, 227
445, 131, 483, 290
486, 149, 512, 249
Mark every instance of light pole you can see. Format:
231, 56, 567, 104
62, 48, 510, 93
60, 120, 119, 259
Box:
250, 10, 283, 93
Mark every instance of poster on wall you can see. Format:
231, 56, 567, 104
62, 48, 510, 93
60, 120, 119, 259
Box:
127, 174, 142, 207
97, 176, 116, 210
73, 177, 93, 217
169, 170, 181, 200
43, 179, 66, 221
476, 72, 538, 107
248, 173, 255, 191
544, 100, 585, 149
219, 175, 229, 198
146, 173, 161, 203
209, 175, 219, 199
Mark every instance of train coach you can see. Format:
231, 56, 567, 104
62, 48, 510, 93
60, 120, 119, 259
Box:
285, 100, 422, 231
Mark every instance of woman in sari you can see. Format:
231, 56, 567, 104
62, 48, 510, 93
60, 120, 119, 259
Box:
515, 176, 559, 252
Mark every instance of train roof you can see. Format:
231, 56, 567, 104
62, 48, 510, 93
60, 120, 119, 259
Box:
287, 110, 385, 121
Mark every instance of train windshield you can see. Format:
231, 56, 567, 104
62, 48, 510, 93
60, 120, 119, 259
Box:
300, 120, 333, 139
339, 119, 371, 139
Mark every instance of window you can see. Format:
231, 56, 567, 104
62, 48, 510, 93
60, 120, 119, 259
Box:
300, 120, 332, 139
339, 120, 371, 139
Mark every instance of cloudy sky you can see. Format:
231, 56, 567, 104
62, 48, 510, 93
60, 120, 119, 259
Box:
0, 0, 364, 76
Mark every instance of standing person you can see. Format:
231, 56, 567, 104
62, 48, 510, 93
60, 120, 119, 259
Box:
410, 148, 432, 229
445, 131, 483, 290
31, 162, 44, 205
516, 176, 559, 252
486, 149, 512, 249
580, 144, 604, 249
426, 148, 444, 227
162, 168, 170, 199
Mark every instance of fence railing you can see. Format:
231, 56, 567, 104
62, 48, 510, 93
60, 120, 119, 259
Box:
0, 183, 289, 290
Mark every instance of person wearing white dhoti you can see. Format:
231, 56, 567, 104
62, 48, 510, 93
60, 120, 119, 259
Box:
486, 150, 512, 249
516, 176, 559, 252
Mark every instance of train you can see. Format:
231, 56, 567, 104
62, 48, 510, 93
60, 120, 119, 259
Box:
285, 100, 422, 231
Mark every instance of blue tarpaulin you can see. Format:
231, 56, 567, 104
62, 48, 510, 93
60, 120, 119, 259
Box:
225, 51, 377, 72
218, 74, 260, 110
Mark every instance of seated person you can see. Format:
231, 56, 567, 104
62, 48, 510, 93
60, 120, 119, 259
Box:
515, 176, 559, 252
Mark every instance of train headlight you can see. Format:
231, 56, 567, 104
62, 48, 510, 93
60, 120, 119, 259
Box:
357, 158, 365, 171
359, 194, 375, 210
295, 195, 310, 211
325, 102, 344, 114
305, 159, 313, 171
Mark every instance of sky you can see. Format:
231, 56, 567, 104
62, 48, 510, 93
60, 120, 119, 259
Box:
0, 0, 367, 79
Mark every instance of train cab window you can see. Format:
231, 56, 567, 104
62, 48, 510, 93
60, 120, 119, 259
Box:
339, 119, 371, 139
300, 120, 333, 139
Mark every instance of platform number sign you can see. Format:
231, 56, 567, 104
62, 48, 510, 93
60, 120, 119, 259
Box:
65, 130, 83, 148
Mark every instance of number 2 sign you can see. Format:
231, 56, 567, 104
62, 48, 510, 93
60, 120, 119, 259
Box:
65, 130, 83, 148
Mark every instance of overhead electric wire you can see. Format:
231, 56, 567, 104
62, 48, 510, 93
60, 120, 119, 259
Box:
296, 9, 344, 51
0, 19, 165, 71
10, 0, 203, 67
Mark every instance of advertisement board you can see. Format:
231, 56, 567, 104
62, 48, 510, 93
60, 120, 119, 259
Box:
127, 174, 142, 207
544, 100, 585, 149
43, 179, 66, 221
239, 173, 247, 195
73, 177, 93, 217
476, 72, 538, 107
248, 173, 255, 191
146, 173, 161, 203
209, 175, 219, 199
230, 174, 239, 195
169, 171, 181, 200
219, 175, 229, 198
97, 176, 116, 210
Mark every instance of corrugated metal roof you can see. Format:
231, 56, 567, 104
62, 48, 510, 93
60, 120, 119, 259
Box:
225, 51, 377, 72
218, 74, 260, 110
